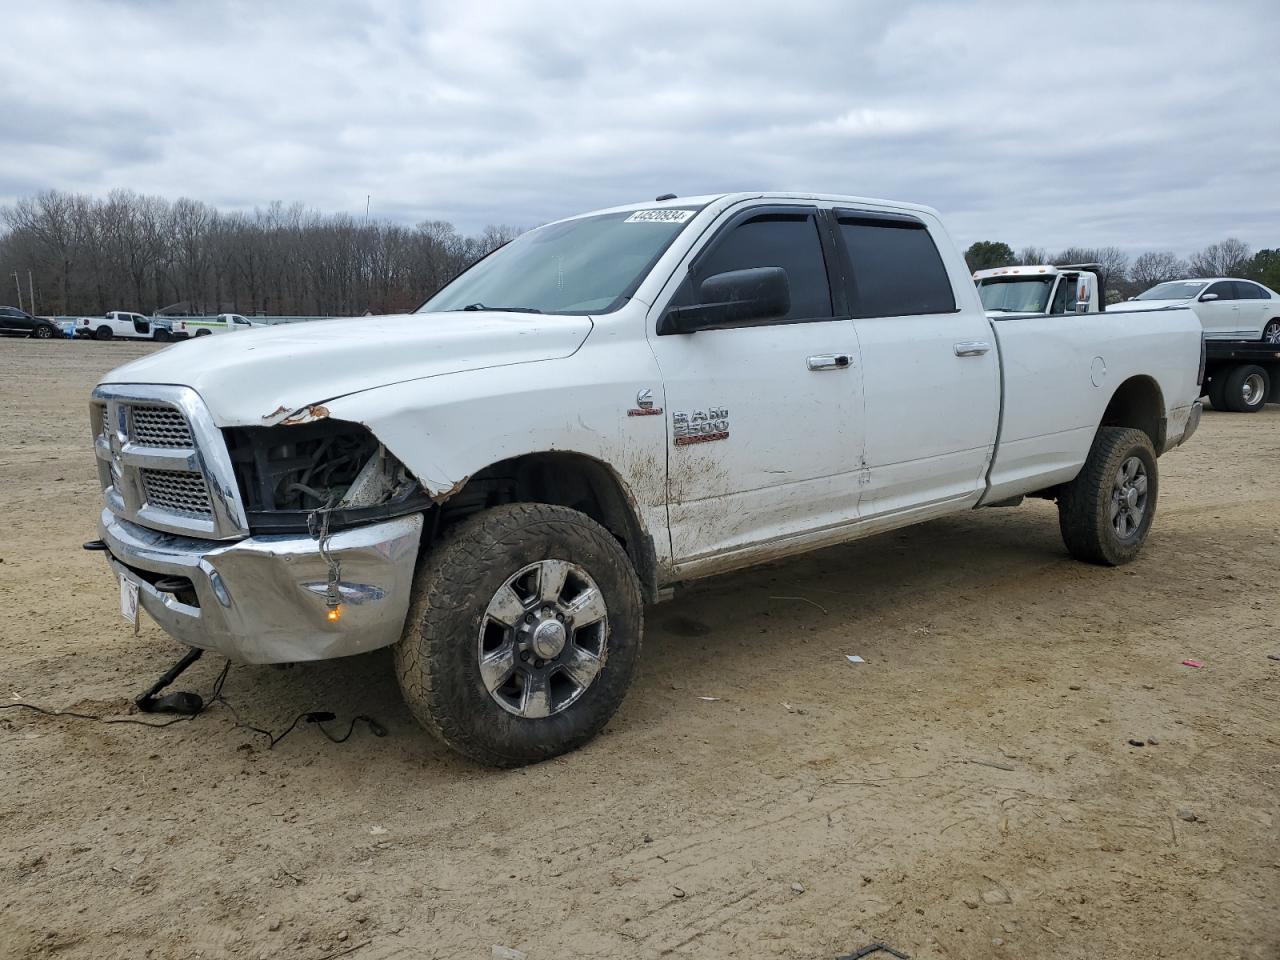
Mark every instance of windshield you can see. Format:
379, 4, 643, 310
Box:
420, 208, 702, 315
977, 277, 1055, 313
1136, 280, 1205, 301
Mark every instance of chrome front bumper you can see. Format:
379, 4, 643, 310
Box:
99, 509, 423, 664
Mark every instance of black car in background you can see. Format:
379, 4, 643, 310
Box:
0, 306, 61, 339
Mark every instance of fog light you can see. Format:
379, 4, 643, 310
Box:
209, 571, 231, 607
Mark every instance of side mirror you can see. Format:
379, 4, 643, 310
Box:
1075, 278, 1093, 314
660, 266, 790, 334
1199, 293, 1219, 302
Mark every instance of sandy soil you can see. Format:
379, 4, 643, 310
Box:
0, 338, 1277, 960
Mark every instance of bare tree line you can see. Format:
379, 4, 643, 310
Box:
970, 236, 1272, 300
0, 189, 519, 317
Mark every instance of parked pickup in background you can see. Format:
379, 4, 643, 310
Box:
974, 263, 1103, 318
87, 192, 1204, 766
184, 313, 267, 337
75, 311, 188, 342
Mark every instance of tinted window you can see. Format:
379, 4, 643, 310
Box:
691, 212, 833, 321
1233, 281, 1267, 300
1205, 281, 1236, 301
0, 307, 21, 318
838, 215, 956, 317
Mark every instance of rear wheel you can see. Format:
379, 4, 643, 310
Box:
1223, 364, 1269, 413
194, 329, 211, 337
154, 329, 171, 342
1207, 374, 1229, 411
1263, 319, 1280, 344
395, 503, 642, 766
1058, 427, 1157, 566
94, 326, 113, 341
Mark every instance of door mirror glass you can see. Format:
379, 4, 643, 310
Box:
662, 266, 791, 333
1199, 292, 1219, 302
1074, 276, 1092, 314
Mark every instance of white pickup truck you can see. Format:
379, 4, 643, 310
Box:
184, 313, 266, 337
88, 192, 1203, 766
74, 311, 189, 342
974, 263, 1103, 317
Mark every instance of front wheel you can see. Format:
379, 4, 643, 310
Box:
395, 503, 643, 767
32, 324, 54, 339
1058, 427, 1158, 566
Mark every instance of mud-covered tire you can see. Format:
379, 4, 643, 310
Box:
394, 502, 643, 767
1222, 364, 1269, 413
1058, 427, 1158, 566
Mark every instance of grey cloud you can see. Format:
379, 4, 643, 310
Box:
1, 0, 1277, 256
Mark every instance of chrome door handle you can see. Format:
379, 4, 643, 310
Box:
807, 354, 853, 371
954, 341, 991, 357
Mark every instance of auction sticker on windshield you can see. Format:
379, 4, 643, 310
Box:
625, 209, 696, 223
120, 575, 139, 625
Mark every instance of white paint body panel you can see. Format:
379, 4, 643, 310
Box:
94, 192, 1205, 589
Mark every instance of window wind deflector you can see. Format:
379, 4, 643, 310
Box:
834, 208, 928, 229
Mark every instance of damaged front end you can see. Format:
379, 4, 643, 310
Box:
92, 383, 428, 663
224, 419, 433, 535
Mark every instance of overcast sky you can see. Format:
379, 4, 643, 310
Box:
2, 0, 1277, 255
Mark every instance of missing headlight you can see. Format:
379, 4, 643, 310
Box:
224, 420, 429, 533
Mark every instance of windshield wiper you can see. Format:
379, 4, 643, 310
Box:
459, 303, 543, 314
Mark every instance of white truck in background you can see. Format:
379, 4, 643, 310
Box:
74, 311, 189, 342
88, 192, 1204, 767
185, 313, 266, 337
975, 263, 1103, 318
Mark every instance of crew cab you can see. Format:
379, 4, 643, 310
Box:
75, 311, 188, 342
184, 313, 267, 337
1111, 278, 1280, 342
974, 264, 1102, 318
87, 192, 1204, 766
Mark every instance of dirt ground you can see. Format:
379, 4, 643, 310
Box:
1, 338, 1277, 960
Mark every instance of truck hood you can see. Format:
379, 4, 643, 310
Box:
98, 311, 593, 426
1108, 299, 1188, 312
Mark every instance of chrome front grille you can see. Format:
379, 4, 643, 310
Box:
92, 385, 248, 540
131, 405, 194, 448
141, 469, 213, 517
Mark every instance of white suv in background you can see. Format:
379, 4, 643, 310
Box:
1112, 278, 1280, 342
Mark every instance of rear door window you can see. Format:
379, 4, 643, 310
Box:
1233, 281, 1267, 299
836, 212, 956, 317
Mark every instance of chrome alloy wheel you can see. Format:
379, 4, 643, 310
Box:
1110, 456, 1149, 540
477, 559, 609, 719
1242, 372, 1266, 407
1264, 321, 1280, 345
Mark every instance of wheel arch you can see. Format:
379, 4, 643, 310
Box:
1100, 375, 1165, 453
432, 450, 661, 603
